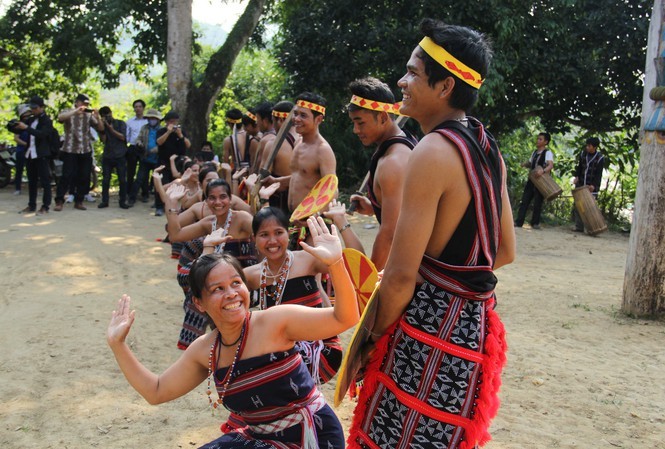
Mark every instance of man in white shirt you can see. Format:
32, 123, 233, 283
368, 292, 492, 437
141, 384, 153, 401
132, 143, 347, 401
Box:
125, 99, 148, 200
514, 132, 554, 230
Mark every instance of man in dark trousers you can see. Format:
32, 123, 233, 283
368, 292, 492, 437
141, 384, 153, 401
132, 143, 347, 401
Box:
572, 137, 605, 232
13, 95, 54, 215
98, 106, 130, 209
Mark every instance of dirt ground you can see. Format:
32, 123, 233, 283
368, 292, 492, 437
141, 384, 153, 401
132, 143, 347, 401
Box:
1, 187, 664, 448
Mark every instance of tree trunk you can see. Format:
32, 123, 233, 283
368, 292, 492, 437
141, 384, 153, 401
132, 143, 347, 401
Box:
167, 0, 193, 114
182, 0, 268, 153
622, 0, 665, 318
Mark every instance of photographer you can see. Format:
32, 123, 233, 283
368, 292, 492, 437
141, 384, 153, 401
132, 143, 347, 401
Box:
11, 96, 54, 215
98, 106, 130, 209
55, 93, 103, 211
11, 104, 33, 195
154, 110, 190, 216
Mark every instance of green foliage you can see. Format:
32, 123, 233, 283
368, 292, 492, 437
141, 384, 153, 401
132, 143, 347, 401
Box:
269, 0, 649, 189
500, 118, 639, 227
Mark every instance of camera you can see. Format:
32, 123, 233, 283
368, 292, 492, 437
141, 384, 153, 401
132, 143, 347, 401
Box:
84, 108, 93, 113
6, 119, 20, 133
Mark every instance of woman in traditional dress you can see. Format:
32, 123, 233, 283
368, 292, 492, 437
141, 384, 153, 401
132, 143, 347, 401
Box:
205, 207, 343, 384
166, 179, 257, 349
107, 216, 358, 448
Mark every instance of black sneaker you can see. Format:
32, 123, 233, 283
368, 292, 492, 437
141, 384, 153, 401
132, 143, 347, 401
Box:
127, 199, 136, 207
19, 206, 36, 214
98, 202, 109, 209
155, 208, 164, 216
119, 203, 130, 209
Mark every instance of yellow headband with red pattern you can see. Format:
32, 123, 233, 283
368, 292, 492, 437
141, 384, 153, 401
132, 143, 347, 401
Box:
296, 99, 326, 116
272, 110, 289, 119
226, 118, 241, 124
418, 37, 483, 89
349, 95, 403, 115
245, 111, 257, 122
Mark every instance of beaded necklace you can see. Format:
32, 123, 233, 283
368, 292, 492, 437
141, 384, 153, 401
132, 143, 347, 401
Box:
259, 250, 293, 310
212, 209, 233, 253
206, 312, 250, 412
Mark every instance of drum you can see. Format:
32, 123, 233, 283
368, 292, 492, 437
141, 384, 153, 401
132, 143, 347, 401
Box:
529, 169, 562, 202
572, 186, 607, 236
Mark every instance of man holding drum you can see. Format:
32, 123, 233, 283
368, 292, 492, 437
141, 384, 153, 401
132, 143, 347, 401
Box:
572, 137, 605, 232
514, 132, 554, 230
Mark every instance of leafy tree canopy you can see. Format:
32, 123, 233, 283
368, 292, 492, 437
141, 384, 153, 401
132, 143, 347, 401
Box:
272, 0, 650, 136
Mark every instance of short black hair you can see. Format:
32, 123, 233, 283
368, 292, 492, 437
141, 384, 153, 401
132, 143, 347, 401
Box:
273, 100, 294, 114
226, 108, 243, 130
539, 132, 551, 144
99, 106, 111, 116
255, 102, 274, 122
252, 207, 290, 234
417, 18, 492, 112
133, 99, 146, 108
205, 178, 231, 198
296, 92, 326, 118
586, 137, 600, 148
347, 77, 396, 116
189, 253, 247, 300
242, 108, 257, 126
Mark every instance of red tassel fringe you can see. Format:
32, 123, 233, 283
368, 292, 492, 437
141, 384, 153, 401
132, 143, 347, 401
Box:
347, 308, 508, 449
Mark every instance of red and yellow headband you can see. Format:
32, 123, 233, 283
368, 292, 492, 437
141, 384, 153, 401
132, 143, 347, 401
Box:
272, 110, 289, 119
226, 118, 242, 124
349, 95, 403, 115
245, 111, 257, 122
418, 36, 483, 89
296, 99, 326, 116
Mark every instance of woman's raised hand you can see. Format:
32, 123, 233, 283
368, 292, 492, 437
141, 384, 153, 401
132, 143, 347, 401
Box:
203, 227, 232, 248
166, 183, 186, 202
299, 216, 342, 266
107, 294, 136, 346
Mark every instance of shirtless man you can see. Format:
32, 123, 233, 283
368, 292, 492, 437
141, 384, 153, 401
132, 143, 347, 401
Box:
251, 102, 275, 174
347, 77, 417, 270
287, 92, 336, 213
242, 109, 260, 170
222, 108, 252, 172
260, 100, 297, 214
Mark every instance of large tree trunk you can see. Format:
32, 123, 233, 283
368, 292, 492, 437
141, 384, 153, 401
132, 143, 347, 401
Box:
167, 0, 193, 115
622, 0, 665, 318
182, 0, 268, 153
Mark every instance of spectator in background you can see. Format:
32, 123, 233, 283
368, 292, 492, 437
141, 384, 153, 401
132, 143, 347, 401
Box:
12, 104, 33, 195
55, 93, 103, 211
125, 99, 148, 199
129, 108, 162, 206
155, 110, 190, 216
572, 137, 605, 232
97, 106, 129, 209
13, 96, 54, 215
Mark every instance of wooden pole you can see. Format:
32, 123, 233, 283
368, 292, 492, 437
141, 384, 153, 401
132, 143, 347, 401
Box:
622, 0, 665, 317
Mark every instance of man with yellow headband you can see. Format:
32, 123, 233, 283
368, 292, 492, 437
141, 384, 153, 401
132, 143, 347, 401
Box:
241, 109, 260, 171
221, 108, 245, 172
348, 19, 515, 449
347, 77, 417, 270
260, 100, 297, 215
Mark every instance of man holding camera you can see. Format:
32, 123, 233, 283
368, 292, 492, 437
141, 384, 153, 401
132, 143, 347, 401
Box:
98, 106, 130, 209
154, 110, 190, 216
12, 96, 54, 215
55, 93, 103, 211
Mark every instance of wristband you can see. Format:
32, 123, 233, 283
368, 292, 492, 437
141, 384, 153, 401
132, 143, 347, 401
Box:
167, 208, 179, 214
259, 198, 270, 204
340, 222, 351, 232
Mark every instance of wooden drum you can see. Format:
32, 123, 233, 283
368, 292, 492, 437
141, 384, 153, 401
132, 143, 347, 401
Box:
572, 186, 607, 236
529, 169, 563, 202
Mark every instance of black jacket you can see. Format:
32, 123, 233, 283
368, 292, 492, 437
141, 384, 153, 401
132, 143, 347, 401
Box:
24, 112, 54, 159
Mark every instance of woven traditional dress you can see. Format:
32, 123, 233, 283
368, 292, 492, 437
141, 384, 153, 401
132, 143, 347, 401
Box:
262, 275, 343, 384
201, 341, 344, 447
349, 118, 508, 449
